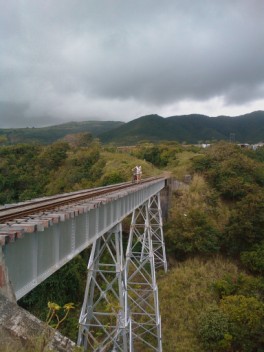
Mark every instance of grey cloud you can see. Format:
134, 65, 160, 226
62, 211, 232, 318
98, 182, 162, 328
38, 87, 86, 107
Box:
0, 0, 264, 127
62, 0, 264, 105
0, 101, 30, 128
0, 100, 72, 128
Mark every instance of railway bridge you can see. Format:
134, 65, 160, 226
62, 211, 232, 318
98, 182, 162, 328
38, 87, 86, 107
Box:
0, 177, 168, 351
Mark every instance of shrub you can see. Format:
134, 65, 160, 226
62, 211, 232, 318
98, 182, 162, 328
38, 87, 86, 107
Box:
192, 142, 264, 201
220, 295, 264, 351
223, 191, 264, 255
133, 143, 179, 167
166, 209, 221, 259
212, 273, 264, 302
100, 171, 127, 186
241, 242, 264, 275
197, 305, 231, 351
212, 274, 242, 299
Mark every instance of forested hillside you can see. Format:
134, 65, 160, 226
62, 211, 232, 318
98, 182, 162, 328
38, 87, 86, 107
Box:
0, 111, 263, 146
99, 110, 264, 144
0, 137, 160, 205
0, 120, 124, 145
1, 139, 263, 351
163, 142, 264, 351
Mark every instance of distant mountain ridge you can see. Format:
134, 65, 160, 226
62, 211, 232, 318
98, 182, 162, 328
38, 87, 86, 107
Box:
99, 111, 264, 144
0, 111, 263, 145
0, 121, 124, 144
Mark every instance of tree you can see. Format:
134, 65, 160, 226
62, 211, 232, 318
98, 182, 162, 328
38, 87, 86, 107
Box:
241, 242, 264, 275
197, 305, 231, 351
38, 141, 70, 169
166, 209, 221, 259
192, 142, 264, 201
220, 295, 264, 351
223, 191, 264, 255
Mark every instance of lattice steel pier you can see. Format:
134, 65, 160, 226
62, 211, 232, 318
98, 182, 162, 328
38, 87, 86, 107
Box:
78, 193, 167, 351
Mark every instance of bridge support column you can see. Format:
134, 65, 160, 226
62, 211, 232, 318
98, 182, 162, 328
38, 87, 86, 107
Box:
0, 247, 16, 303
78, 192, 166, 352
78, 223, 129, 352
147, 194, 167, 272
125, 193, 165, 351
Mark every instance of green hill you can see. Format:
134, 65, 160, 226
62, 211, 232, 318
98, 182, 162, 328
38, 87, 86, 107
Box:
0, 120, 124, 144
99, 111, 264, 144
1, 111, 264, 145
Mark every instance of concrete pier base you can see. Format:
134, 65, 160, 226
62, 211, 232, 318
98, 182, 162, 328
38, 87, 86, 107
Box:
0, 247, 16, 303
0, 293, 76, 352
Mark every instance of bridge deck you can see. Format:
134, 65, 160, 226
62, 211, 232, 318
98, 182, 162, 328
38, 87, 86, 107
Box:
0, 179, 165, 300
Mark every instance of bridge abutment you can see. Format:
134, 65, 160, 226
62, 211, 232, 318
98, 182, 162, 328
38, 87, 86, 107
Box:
0, 247, 16, 303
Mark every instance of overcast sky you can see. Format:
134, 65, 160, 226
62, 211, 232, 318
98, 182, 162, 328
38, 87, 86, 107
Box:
1, 0, 264, 127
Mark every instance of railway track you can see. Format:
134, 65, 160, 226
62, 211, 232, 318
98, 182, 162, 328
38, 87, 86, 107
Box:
0, 177, 162, 224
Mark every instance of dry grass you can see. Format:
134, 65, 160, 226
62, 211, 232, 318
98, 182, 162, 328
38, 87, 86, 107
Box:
158, 256, 240, 352
169, 174, 230, 232
168, 151, 201, 180
101, 150, 161, 180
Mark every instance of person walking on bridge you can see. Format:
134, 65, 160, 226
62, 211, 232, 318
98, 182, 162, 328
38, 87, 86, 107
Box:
132, 166, 142, 184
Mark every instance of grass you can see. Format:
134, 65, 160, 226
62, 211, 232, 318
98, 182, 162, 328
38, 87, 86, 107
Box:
101, 150, 161, 180
168, 173, 230, 234
158, 256, 240, 352
167, 150, 201, 180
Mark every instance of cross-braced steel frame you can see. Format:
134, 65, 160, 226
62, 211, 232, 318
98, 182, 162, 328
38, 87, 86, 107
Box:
147, 194, 167, 273
78, 223, 130, 351
78, 193, 167, 351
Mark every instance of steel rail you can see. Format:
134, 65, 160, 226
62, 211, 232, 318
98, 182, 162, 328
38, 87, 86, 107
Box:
0, 177, 162, 223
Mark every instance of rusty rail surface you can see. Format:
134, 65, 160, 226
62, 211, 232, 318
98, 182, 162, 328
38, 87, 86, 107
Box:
0, 177, 162, 223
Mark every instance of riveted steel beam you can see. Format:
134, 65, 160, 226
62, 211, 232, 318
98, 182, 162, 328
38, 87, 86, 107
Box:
3, 180, 165, 300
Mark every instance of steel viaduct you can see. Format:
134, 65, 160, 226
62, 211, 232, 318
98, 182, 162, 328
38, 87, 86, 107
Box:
0, 177, 169, 351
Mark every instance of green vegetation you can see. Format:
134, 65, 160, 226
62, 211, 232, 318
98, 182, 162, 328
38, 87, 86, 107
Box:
131, 142, 181, 167
99, 111, 264, 145
159, 257, 239, 352
1, 111, 264, 146
0, 120, 124, 145
1, 138, 264, 351
0, 137, 161, 204
162, 142, 264, 351
19, 253, 89, 341
46, 302, 75, 330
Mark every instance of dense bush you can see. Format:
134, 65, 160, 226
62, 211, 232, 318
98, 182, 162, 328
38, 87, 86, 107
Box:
198, 295, 264, 352
212, 273, 264, 302
0, 140, 106, 203
245, 146, 264, 163
19, 253, 88, 340
166, 209, 221, 259
0, 144, 44, 202
223, 191, 264, 255
220, 295, 264, 351
166, 142, 264, 351
197, 305, 231, 351
165, 174, 225, 260
192, 142, 264, 201
100, 171, 127, 186
212, 274, 242, 299
132, 142, 181, 167
241, 242, 264, 275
